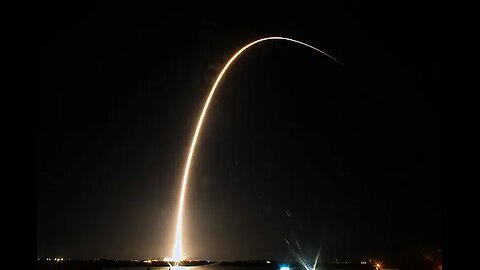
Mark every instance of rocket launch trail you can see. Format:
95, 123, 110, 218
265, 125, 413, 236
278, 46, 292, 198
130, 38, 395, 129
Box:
165, 37, 342, 262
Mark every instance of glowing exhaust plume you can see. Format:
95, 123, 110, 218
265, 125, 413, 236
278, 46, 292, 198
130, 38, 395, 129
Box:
165, 37, 342, 262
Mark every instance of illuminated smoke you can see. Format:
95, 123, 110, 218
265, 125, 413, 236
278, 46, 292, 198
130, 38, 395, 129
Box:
165, 37, 342, 262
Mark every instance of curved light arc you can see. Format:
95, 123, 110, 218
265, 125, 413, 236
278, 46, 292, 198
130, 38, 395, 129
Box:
167, 36, 342, 262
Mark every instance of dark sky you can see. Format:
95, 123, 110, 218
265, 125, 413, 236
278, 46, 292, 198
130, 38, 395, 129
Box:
37, 0, 443, 263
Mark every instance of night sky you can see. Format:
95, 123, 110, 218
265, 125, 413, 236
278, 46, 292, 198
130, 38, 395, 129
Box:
37, 0, 443, 263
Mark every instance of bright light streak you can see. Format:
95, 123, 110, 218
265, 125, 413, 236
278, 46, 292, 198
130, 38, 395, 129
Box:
312, 249, 320, 270
166, 36, 342, 262
290, 247, 310, 270
280, 265, 291, 270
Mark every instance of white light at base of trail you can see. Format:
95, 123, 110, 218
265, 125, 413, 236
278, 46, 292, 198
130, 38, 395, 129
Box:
165, 259, 187, 270
280, 265, 291, 270
170, 266, 187, 270
166, 36, 342, 261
